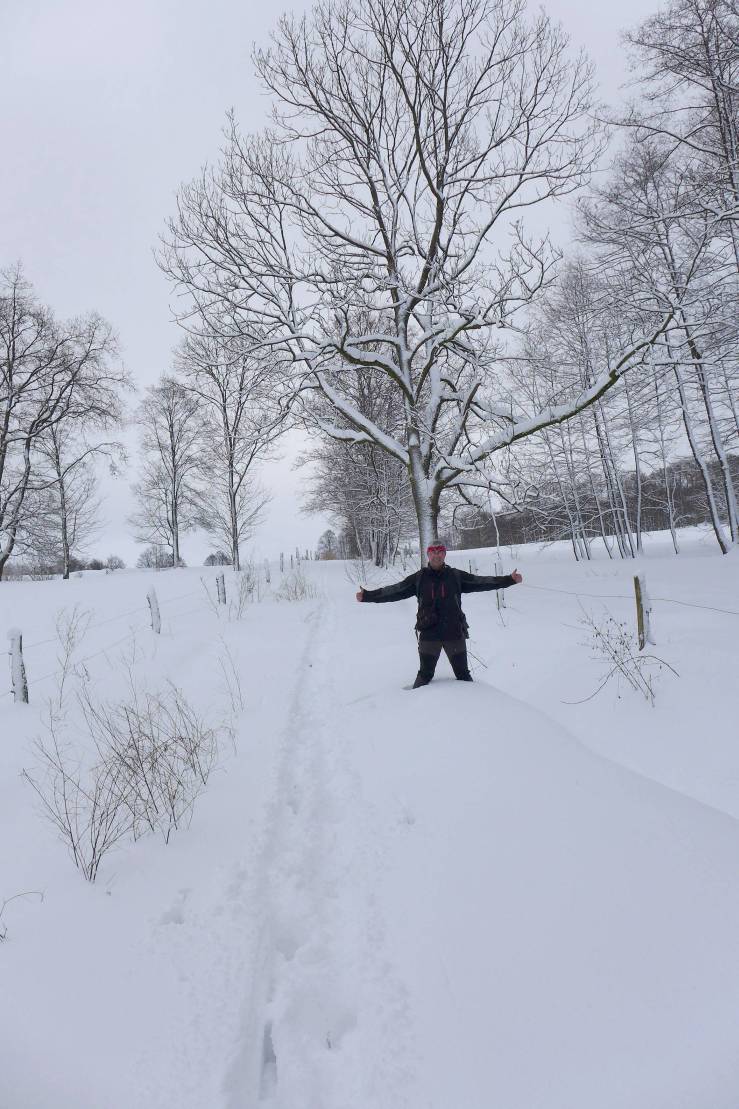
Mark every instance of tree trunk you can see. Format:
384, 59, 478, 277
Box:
684, 332, 738, 546
577, 421, 608, 558
653, 376, 679, 555
407, 433, 436, 558
51, 435, 72, 580
59, 476, 71, 579
623, 376, 643, 554
228, 457, 240, 571
671, 345, 729, 554
0, 438, 33, 582
549, 429, 587, 560
172, 500, 180, 567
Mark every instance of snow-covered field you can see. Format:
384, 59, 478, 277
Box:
2, 528, 739, 1109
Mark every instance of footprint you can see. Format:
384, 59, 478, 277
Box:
159, 887, 190, 926
259, 1021, 278, 1097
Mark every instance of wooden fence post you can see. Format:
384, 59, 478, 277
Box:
264, 558, 271, 584
8, 628, 29, 704
216, 573, 227, 605
147, 588, 161, 634
633, 573, 654, 650
280, 552, 284, 573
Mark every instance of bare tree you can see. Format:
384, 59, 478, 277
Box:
175, 329, 280, 569
129, 375, 202, 567
160, 0, 682, 557
136, 544, 174, 569
316, 528, 339, 558
0, 265, 126, 580
28, 423, 104, 576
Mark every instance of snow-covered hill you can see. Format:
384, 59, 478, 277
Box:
2, 529, 738, 1108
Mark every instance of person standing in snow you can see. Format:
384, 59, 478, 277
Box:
356, 543, 522, 688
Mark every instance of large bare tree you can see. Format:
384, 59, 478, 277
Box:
129, 376, 203, 567
175, 329, 281, 569
0, 266, 125, 580
161, 0, 679, 554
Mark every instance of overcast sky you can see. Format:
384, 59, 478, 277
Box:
1, 0, 650, 567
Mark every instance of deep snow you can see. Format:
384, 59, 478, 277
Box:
2, 528, 739, 1108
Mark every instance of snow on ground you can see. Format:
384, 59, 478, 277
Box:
1, 528, 738, 1108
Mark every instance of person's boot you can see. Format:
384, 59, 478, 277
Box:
412, 671, 432, 689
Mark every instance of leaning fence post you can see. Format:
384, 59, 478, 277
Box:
216, 573, 227, 605
147, 588, 161, 634
633, 573, 654, 650
8, 628, 29, 704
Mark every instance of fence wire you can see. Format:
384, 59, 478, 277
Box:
1, 588, 207, 700
523, 582, 739, 618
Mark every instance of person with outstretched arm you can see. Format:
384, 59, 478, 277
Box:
356, 542, 522, 688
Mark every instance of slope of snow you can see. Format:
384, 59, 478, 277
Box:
1, 530, 738, 1108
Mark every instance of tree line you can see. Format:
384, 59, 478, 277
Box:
455, 456, 739, 555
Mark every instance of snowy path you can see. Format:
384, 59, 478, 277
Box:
226, 587, 739, 1108
225, 602, 412, 1108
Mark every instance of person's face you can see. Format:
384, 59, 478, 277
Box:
427, 546, 446, 569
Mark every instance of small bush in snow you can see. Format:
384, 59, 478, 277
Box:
80, 682, 219, 845
229, 562, 265, 617
24, 680, 221, 880
23, 722, 132, 882
274, 568, 319, 602
577, 608, 678, 707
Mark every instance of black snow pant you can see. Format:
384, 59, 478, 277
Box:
413, 638, 472, 688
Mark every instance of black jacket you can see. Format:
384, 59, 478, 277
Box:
361, 563, 516, 640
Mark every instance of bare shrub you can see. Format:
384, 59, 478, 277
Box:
274, 567, 319, 602
229, 562, 264, 618
80, 681, 219, 844
23, 721, 131, 882
217, 641, 245, 754
199, 574, 221, 616
24, 677, 221, 879
54, 604, 92, 710
571, 607, 679, 707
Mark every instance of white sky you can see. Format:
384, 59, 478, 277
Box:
1, 0, 650, 567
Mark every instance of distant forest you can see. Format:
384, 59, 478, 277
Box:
454, 456, 739, 555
